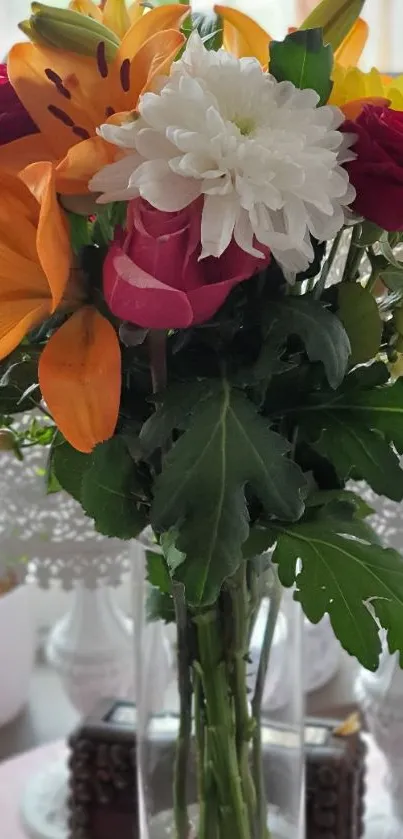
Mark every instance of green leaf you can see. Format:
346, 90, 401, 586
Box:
305, 488, 374, 519
139, 381, 208, 457
338, 378, 403, 453
160, 529, 186, 575
146, 587, 175, 623
152, 379, 306, 606
358, 221, 384, 247
269, 29, 333, 105
0, 348, 41, 414
82, 436, 147, 539
380, 267, 403, 292
146, 550, 171, 594
300, 0, 365, 51
337, 284, 382, 365
314, 414, 403, 501
273, 519, 403, 670
67, 212, 91, 255
51, 436, 90, 503
266, 296, 351, 388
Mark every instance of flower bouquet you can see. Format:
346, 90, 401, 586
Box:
2, 0, 403, 836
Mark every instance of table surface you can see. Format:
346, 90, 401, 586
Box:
0, 735, 398, 839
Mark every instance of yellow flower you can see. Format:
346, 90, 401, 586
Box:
330, 65, 403, 111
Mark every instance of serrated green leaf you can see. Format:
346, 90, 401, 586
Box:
337, 379, 403, 453
273, 519, 403, 670
314, 413, 403, 501
152, 379, 306, 606
337, 284, 382, 365
82, 437, 147, 539
300, 0, 365, 51
269, 29, 333, 105
146, 550, 171, 594
139, 381, 207, 458
266, 296, 351, 388
51, 436, 90, 502
306, 488, 374, 519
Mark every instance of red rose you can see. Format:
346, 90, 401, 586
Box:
0, 64, 38, 146
103, 198, 270, 329
344, 105, 403, 230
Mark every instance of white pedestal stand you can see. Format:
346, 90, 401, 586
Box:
20, 583, 134, 839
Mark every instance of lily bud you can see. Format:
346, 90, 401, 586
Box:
300, 0, 365, 51
19, 2, 120, 61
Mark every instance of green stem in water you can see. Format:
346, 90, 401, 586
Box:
225, 567, 256, 827
251, 568, 283, 839
172, 583, 192, 839
195, 609, 251, 839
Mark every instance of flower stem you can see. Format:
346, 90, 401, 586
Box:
148, 329, 167, 395
251, 568, 282, 839
172, 582, 192, 839
225, 567, 256, 826
314, 229, 343, 299
194, 609, 251, 839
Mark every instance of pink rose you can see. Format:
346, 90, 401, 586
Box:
103, 198, 270, 329
0, 64, 38, 146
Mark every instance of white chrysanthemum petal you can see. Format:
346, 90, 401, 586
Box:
134, 128, 177, 160
90, 31, 355, 276
130, 160, 201, 211
90, 154, 141, 197
200, 193, 239, 258
234, 209, 266, 258
97, 122, 138, 149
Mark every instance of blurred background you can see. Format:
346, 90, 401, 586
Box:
1, 0, 401, 73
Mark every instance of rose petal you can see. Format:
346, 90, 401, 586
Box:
104, 242, 194, 328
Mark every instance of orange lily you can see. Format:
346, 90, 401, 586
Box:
215, 5, 368, 73
69, 0, 144, 38
0, 162, 121, 452
0, 5, 187, 190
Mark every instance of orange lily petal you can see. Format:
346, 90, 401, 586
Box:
117, 4, 189, 64
69, 0, 103, 21
103, 0, 131, 38
215, 5, 271, 66
335, 18, 369, 68
8, 43, 104, 159
56, 135, 120, 195
0, 134, 55, 174
27, 162, 72, 311
341, 96, 390, 119
0, 169, 39, 261
0, 298, 49, 361
21, 162, 72, 310
39, 307, 121, 453
112, 28, 185, 113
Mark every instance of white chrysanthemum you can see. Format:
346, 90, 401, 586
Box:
90, 32, 356, 275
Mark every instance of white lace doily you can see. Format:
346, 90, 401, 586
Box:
0, 440, 129, 590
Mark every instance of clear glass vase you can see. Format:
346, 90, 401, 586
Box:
132, 533, 305, 839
